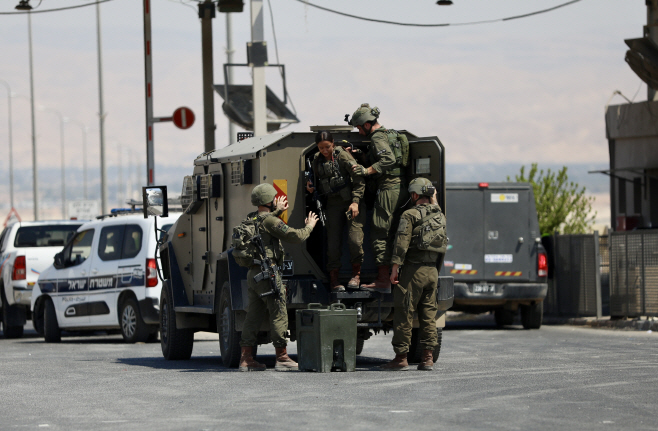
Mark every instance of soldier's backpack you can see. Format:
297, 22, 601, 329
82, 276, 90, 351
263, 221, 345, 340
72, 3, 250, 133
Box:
413, 206, 447, 253
231, 213, 261, 267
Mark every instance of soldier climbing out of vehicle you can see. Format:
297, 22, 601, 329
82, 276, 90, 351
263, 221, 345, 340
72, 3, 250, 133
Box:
346, 103, 411, 293
306, 130, 366, 292
232, 183, 319, 371
381, 178, 447, 371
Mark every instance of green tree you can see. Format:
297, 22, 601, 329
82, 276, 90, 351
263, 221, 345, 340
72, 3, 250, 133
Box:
508, 164, 596, 236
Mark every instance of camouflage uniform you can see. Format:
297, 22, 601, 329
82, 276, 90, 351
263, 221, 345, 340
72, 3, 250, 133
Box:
368, 127, 409, 266
312, 146, 366, 270
390, 203, 446, 355
240, 211, 313, 348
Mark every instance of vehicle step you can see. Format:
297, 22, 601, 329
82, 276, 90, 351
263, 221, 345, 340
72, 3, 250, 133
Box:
174, 306, 214, 314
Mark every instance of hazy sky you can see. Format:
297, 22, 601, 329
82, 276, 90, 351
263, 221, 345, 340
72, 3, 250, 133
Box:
0, 0, 647, 221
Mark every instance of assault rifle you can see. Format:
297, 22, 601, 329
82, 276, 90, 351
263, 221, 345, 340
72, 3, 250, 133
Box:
305, 158, 327, 226
250, 233, 284, 301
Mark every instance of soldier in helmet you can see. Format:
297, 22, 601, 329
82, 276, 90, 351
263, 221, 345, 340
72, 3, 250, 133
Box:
349, 103, 410, 292
306, 130, 366, 291
238, 183, 319, 371
381, 177, 447, 371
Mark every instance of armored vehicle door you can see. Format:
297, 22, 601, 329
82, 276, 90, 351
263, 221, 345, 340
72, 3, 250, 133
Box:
407, 136, 446, 213
483, 188, 531, 281
440, 187, 485, 280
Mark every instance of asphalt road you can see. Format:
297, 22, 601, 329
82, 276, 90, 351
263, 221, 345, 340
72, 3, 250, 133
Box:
1, 318, 657, 431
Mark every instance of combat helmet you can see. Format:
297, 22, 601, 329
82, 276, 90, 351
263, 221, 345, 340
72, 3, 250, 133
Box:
251, 183, 277, 206
349, 103, 380, 126
408, 177, 436, 197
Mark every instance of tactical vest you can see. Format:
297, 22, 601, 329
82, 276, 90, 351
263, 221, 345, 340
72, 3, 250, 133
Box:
411, 205, 447, 255
314, 148, 352, 202
368, 128, 410, 177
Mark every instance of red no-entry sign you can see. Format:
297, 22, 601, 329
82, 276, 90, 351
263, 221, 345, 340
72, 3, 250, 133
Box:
172, 107, 195, 130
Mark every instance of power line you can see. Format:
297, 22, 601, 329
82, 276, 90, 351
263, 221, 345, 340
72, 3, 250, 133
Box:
291, 0, 583, 27
0, 0, 114, 15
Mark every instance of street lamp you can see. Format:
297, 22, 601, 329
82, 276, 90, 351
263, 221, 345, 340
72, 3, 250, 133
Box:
38, 106, 67, 219
0, 79, 15, 210
68, 119, 89, 200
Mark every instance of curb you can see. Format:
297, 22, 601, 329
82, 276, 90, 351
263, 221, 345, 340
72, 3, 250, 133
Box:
545, 316, 657, 331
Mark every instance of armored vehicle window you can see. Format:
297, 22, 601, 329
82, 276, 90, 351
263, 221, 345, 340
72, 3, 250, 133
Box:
99, 225, 125, 261
14, 225, 80, 248
62, 229, 94, 267
122, 225, 143, 259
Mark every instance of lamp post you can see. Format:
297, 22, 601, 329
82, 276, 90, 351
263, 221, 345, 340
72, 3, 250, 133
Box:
96, 0, 108, 214
28, 10, 38, 220
0, 79, 15, 209
69, 120, 89, 200
38, 106, 67, 219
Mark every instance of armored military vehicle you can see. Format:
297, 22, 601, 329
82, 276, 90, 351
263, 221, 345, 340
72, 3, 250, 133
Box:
147, 126, 454, 367
439, 182, 548, 329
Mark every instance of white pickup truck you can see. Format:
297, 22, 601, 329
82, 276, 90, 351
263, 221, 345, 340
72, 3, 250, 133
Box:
0, 220, 82, 338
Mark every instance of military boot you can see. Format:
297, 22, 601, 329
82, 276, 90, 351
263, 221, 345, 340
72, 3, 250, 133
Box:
274, 347, 298, 371
329, 269, 345, 292
417, 349, 435, 371
379, 353, 409, 371
346, 264, 361, 289
361, 265, 391, 293
239, 346, 266, 372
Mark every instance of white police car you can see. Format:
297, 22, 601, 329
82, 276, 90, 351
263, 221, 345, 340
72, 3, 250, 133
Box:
31, 211, 181, 343
1, 220, 83, 338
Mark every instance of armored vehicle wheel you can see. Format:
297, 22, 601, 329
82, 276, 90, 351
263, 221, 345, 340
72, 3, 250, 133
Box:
409, 328, 442, 363
1, 286, 24, 339
494, 308, 515, 327
521, 302, 543, 330
43, 297, 61, 343
356, 338, 365, 355
218, 284, 241, 368
120, 297, 150, 343
160, 281, 194, 360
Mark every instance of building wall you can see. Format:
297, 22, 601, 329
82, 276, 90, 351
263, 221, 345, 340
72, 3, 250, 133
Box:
605, 101, 658, 230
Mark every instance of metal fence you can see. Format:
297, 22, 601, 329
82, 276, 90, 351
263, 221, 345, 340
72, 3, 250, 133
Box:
544, 233, 602, 318
610, 230, 658, 318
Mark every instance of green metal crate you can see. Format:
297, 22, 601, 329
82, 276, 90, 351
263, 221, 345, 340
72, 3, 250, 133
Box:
296, 303, 357, 372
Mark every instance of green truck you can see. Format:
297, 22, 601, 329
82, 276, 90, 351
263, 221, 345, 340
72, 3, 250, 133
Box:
147, 126, 454, 367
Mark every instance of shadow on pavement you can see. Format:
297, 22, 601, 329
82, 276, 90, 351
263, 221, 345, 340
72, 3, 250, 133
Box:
116, 353, 390, 372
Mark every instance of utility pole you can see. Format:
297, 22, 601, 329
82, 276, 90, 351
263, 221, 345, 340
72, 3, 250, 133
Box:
143, 0, 155, 186
250, 0, 267, 137
648, 0, 658, 101
27, 11, 38, 221
200, 0, 216, 153
226, 12, 236, 146
0, 80, 14, 210
96, 1, 108, 214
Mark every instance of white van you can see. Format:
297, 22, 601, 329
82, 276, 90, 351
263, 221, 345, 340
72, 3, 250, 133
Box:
31, 212, 181, 343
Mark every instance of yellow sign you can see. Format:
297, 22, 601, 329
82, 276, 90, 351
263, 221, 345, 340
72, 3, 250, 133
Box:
272, 179, 288, 223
